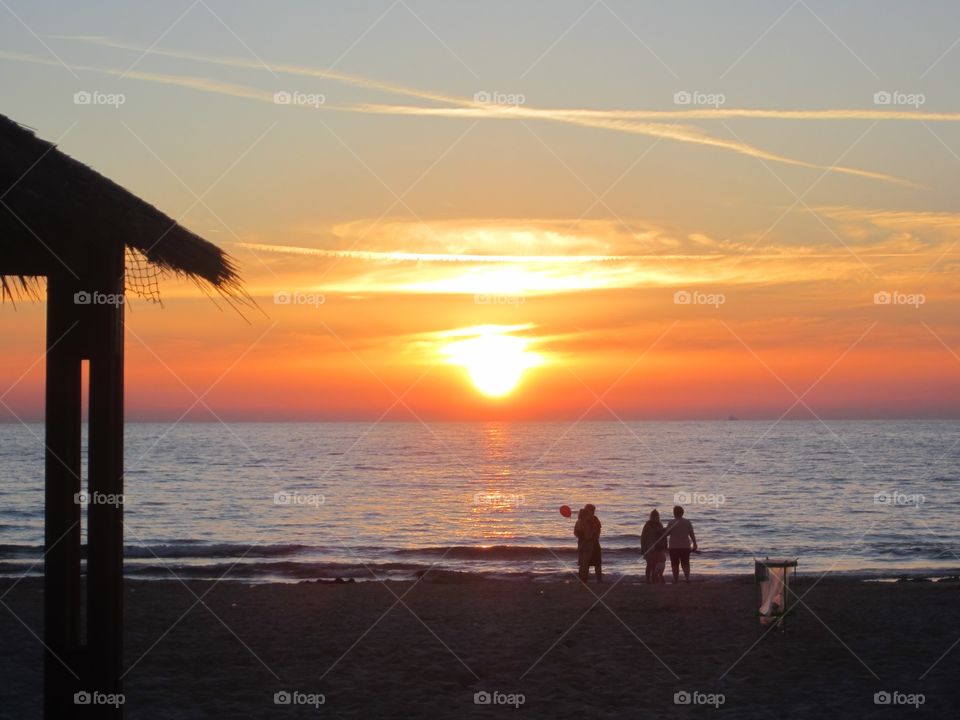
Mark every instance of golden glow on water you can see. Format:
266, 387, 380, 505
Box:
467, 423, 525, 542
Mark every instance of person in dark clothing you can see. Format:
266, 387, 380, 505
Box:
640, 509, 668, 583
574, 507, 588, 578
666, 505, 697, 583
574, 507, 587, 553
574, 504, 602, 582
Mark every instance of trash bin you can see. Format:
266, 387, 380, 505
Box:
756, 557, 797, 633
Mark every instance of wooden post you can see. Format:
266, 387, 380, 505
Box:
44, 240, 126, 718
85, 240, 125, 716
43, 270, 84, 719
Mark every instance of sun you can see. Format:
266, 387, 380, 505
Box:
443, 328, 542, 397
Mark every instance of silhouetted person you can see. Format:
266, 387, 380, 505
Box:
574, 507, 589, 579
666, 505, 697, 583
640, 509, 668, 583
574, 507, 587, 553
574, 504, 602, 583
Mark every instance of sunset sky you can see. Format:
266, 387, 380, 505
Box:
2, 1, 960, 420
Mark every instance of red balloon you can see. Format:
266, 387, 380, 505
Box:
559, 505, 572, 518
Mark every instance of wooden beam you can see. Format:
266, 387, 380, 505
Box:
85, 240, 125, 717
0, 264, 47, 277
44, 243, 127, 718
43, 271, 83, 719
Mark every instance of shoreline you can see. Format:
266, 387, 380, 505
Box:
3, 565, 960, 585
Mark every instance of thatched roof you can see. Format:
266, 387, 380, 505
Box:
0, 114, 243, 302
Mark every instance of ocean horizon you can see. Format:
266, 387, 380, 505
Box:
2, 420, 957, 583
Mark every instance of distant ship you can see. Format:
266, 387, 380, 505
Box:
728, 415, 739, 421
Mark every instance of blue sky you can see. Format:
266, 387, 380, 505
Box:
2, 2, 959, 233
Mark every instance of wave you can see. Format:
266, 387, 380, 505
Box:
0, 542, 324, 560
2, 539, 957, 580
3, 559, 957, 585
125, 560, 425, 580
2, 540, 952, 562
392, 545, 647, 560
123, 542, 317, 559
0, 544, 43, 558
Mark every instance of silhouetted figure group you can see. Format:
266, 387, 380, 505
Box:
575, 504, 698, 584
574, 504, 602, 582
642, 505, 698, 583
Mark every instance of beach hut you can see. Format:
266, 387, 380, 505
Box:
0, 114, 244, 718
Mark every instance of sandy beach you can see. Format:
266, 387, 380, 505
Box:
0, 574, 956, 718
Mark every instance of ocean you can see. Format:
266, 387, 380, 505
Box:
0, 421, 957, 583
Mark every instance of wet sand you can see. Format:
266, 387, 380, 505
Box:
0, 575, 957, 718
